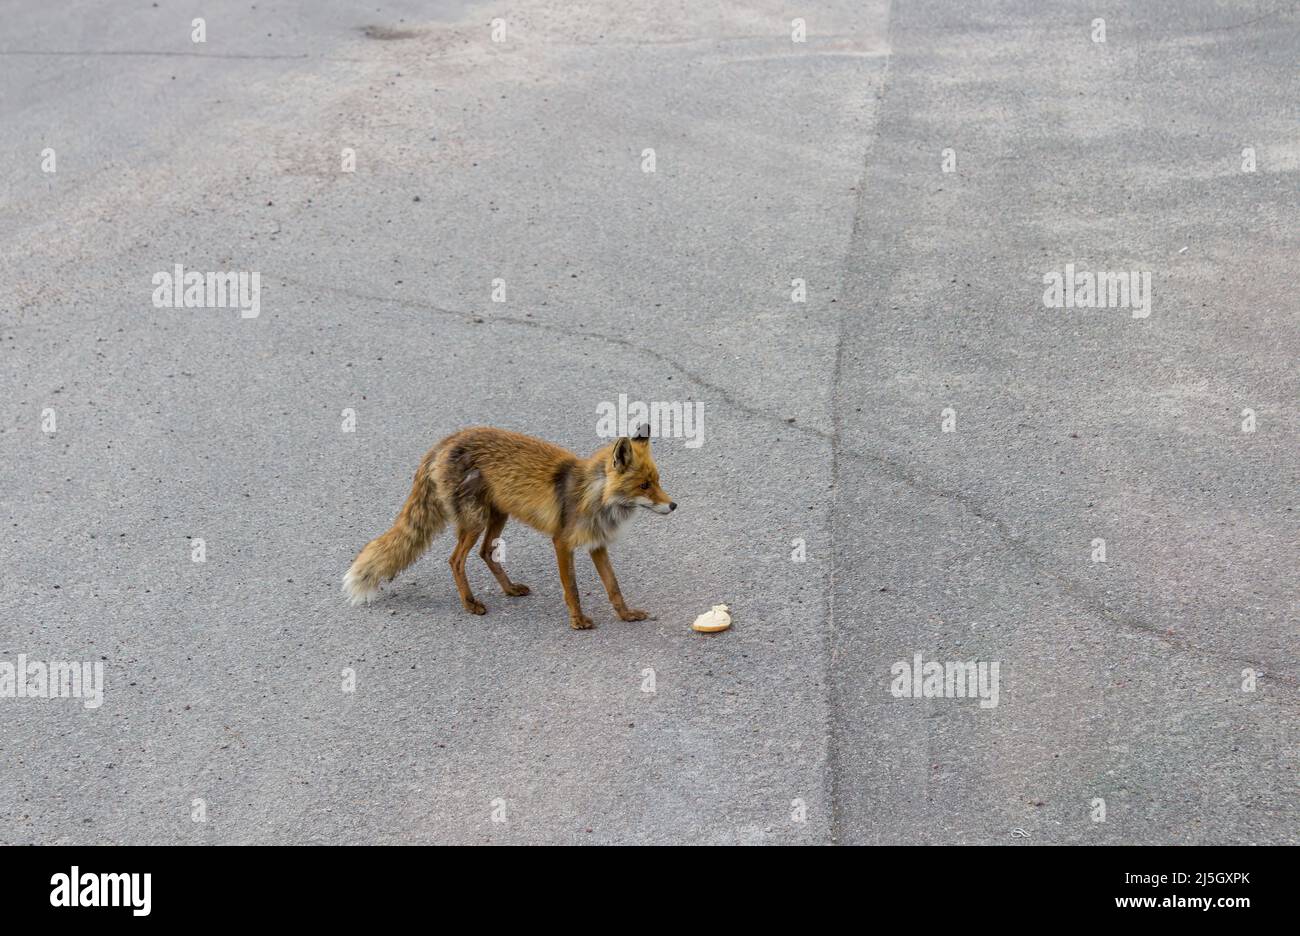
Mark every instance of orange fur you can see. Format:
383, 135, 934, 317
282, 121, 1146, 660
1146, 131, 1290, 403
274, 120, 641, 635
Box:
343, 425, 674, 628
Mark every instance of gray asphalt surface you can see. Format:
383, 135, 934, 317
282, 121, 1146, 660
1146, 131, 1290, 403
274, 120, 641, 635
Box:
1, 0, 1295, 845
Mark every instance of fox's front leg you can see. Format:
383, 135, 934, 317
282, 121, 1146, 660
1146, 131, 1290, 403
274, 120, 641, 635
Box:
553, 538, 593, 629
590, 547, 648, 621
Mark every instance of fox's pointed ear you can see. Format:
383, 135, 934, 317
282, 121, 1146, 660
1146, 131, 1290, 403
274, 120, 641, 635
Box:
613, 437, 633, 470
631, 422, 651, 443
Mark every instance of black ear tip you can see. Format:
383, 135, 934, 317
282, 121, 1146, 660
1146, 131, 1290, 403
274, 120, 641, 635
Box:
632, 422, 651, 440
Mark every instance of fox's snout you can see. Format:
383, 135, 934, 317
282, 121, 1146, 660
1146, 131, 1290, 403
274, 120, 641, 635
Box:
636, 485, 676, 514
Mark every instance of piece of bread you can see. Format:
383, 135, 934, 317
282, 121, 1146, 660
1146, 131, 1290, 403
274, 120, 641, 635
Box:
692, 604, 732, 633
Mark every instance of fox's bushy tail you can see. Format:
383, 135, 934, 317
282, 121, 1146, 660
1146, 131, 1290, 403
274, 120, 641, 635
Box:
343, 459, 446, 605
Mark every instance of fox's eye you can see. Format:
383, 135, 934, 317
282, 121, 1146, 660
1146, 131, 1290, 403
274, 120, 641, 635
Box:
639, 482, 651, 490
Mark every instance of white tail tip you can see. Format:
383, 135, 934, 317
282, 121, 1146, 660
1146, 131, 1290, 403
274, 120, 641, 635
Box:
342, 566, 380, 606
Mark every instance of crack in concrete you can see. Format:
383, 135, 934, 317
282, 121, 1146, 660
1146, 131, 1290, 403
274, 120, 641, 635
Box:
823, 5, 897, 847
279, 276, 827, 442
1201, 3, 1298, 31
832, 439, 1297, 688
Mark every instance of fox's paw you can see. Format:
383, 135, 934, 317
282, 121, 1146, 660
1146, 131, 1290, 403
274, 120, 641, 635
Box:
617, 608, 649, 622
569, 614, 595, 630
463, 598, 487, 615
504, 583, 530, 597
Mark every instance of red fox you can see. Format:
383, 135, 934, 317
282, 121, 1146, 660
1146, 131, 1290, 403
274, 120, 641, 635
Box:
343, 423, 675, 629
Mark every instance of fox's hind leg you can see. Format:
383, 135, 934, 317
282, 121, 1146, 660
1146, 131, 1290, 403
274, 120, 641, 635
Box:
449, 524, 487, 614
479, 508, 530, 597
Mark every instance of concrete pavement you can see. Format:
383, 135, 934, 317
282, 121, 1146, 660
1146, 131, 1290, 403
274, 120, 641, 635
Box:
0, 0, 1294, 844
